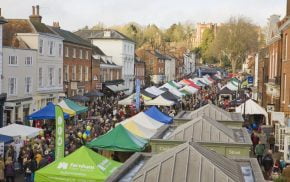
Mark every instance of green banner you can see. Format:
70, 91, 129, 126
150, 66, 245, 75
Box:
55, 105, 65, 160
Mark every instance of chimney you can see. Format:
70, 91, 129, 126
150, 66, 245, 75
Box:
53, 21, 60, 29
29, 5, 42, 23
287, 0, 290, 17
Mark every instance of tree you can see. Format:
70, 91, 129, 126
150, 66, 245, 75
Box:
208, 17, 259, 73
200, 28, 216, 64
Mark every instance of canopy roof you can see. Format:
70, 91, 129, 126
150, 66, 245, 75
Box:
145, 86, 164, 96
118, 94, 152, 106
27, 102, 70, 120
179, 86, 198, 94
84, 90, 104, 97
222, 82, 238, 91
181, 79, 201, 89
161, 91, 180, 101
168, 81, 181, 88
106, 84, 128, 93
0, 124, 43, 139
141, 90, 157, 98
63, 99, 88, 114
236, 99, 269, 125
144, 106, 173, 124
180, 89, 192, 96
0, 134, 14, 144
122, 121, 156, 139
58, 101, 76, 116
167, 88, 184, 98
191, 78, 209, 86
69, 95, 90, 102
161, 83, 178, 90
87, 125, 147, 152
35, 146, 122, 182
121, 112, 164, 131
145, 95, 175, 106
218, 87, 235, 95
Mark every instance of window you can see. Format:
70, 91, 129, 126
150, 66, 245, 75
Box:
39, 39, 43, 54
65, 47, 69, 57
286, 34, 288, 61
25, 56, 33, 65
8, 78, 17, 95
64, 65, 69, 81
110, 71, 113, 80
283, 73, 287, 102
79, 66, 83, 81
79, 49, 83, 59
39, 68, 43, 88
25, 77, 32, 94
86, 51, 89, 60
72, 65, 76, 80
58, 68, 62, 85
48, 67, 54, 86
8, 56, 18, 65
85, 67, 89, 81
49, 41, 54, 55
58, 44, 62, 57
73, 48, 76, 58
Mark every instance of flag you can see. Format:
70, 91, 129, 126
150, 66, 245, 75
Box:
135, 79, 141, 111
55, 105, 65, 160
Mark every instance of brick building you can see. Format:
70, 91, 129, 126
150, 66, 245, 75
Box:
134, 57, 146, 87
257, 48, 269, 109
50, 23, 92, 97
136, 49, 166, 84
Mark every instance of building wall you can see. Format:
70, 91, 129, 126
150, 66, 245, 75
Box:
281, 28, 290, 114
165, 58, 176, 81
63, 42, 92, 97
2, 47, 37, 123
17, 33, 64, 110
134, 61, 145, 86
91, 39, 135, 93
92, 59, 101, 90
0, 25, 3, 93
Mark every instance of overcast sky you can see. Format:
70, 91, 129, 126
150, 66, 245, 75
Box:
0, 0, 287, 31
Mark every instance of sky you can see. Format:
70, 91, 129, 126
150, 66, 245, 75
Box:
0, 0, 287, 31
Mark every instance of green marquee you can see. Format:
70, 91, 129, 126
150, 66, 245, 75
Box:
87, 125, 148, 152
64, 99, 88, 114
35, 146, 122, 182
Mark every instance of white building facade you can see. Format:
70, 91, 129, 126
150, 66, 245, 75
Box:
89, 30, 135, 94
2, 47, 37, 124
164, 55, 176, 82
183, 52, 196, 75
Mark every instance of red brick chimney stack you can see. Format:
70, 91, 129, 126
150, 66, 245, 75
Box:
29, 5, 42, 23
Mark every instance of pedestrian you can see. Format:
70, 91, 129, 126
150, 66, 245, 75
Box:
268, 134, 275, 152
23, 156, 33, 182
251, 132, 259, 155
255, 141, 265, 165
262, 150, 274, 180
0, 157, 4, 182
5, 157, 15, 182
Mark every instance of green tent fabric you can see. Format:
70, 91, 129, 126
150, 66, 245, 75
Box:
168, 81, 179, 89
35, 146, 122, 182
180, 90, 192, 96
64, 99, 88, 114
87, 125, 148, 152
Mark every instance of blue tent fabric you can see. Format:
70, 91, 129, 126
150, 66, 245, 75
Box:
0, 134, 13, 144
144, 106, 173, 124
27, 102, 69, 120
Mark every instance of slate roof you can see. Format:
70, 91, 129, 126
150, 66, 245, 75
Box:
74, 29, 134, 43
92, 46, 106, 56
133, 142, 244, 182
175, 104, 244, 123
49, 26, 91, 47
30, 20, 55, 34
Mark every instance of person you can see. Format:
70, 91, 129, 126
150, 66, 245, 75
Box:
0, 157, 4, 182
262, 150, 274, 180
4, 157, 15, 182
251, 133, 259, 155
23, 156, 33, 182
268, 134, 275, 152
255, 141, 265, 165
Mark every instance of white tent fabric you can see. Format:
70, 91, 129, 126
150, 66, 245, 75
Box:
145, 95, 175, 106
168, 88, 184, 98
222, 82, 238, 91
0, 124, 43, 139
160, 83, 176, 91
236, 99, 269, 125
203, 75, 214, 84
118, 94, 135, 105
178, 80, 187, 86
179, 86, 198, 94
122, 121, 157, 139
172, 81, 182, 88
191, 78, 209, 85
120, 112, 164, 130
145, 86, 164, 96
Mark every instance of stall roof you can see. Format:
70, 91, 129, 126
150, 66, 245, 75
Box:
133, 142, 245, 182
175, 104, 244, 123
145, 95, 175, 106
218, 87, 235, 95
106, 84, 128, 93
87, 125, 147, 152
63, 99, 88, 114
144, 106, 173, 124
0, 134, 14, 144
161, 91, 180, 101
236, 99, 269, 125
0, 124, 43, 139
123, 121, 157, 139
27, 102, 70, 120
168, 115, 251, 144
145, 86, 164, 96
141, 90, 157, 98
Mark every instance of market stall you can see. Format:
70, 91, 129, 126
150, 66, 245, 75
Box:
27, 102, 70, 120
144, 106, 173, 124
0, 124, 43, 139
145, 95, 175, 106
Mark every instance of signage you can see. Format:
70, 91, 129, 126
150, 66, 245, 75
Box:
135, 79, 141, 111
71, 82, 77, 90
95, 82, 102, 90
247, 76, 254, 84
267, 105, 275, 112
55, 105, 65, 160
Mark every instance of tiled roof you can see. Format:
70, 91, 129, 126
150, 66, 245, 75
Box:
74, 29, 134, 43
49, 26, 91, 47
133, 142, 244, 182
92, 46, 106, 56
30, 20, 55, 34
2, 19, 34, 46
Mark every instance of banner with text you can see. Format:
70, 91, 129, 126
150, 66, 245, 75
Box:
135, 79, 141, 111
55, 105, 65, 160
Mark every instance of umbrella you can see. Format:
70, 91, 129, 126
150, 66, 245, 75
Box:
84, 90, 104, 97
69, 95, 90, 102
